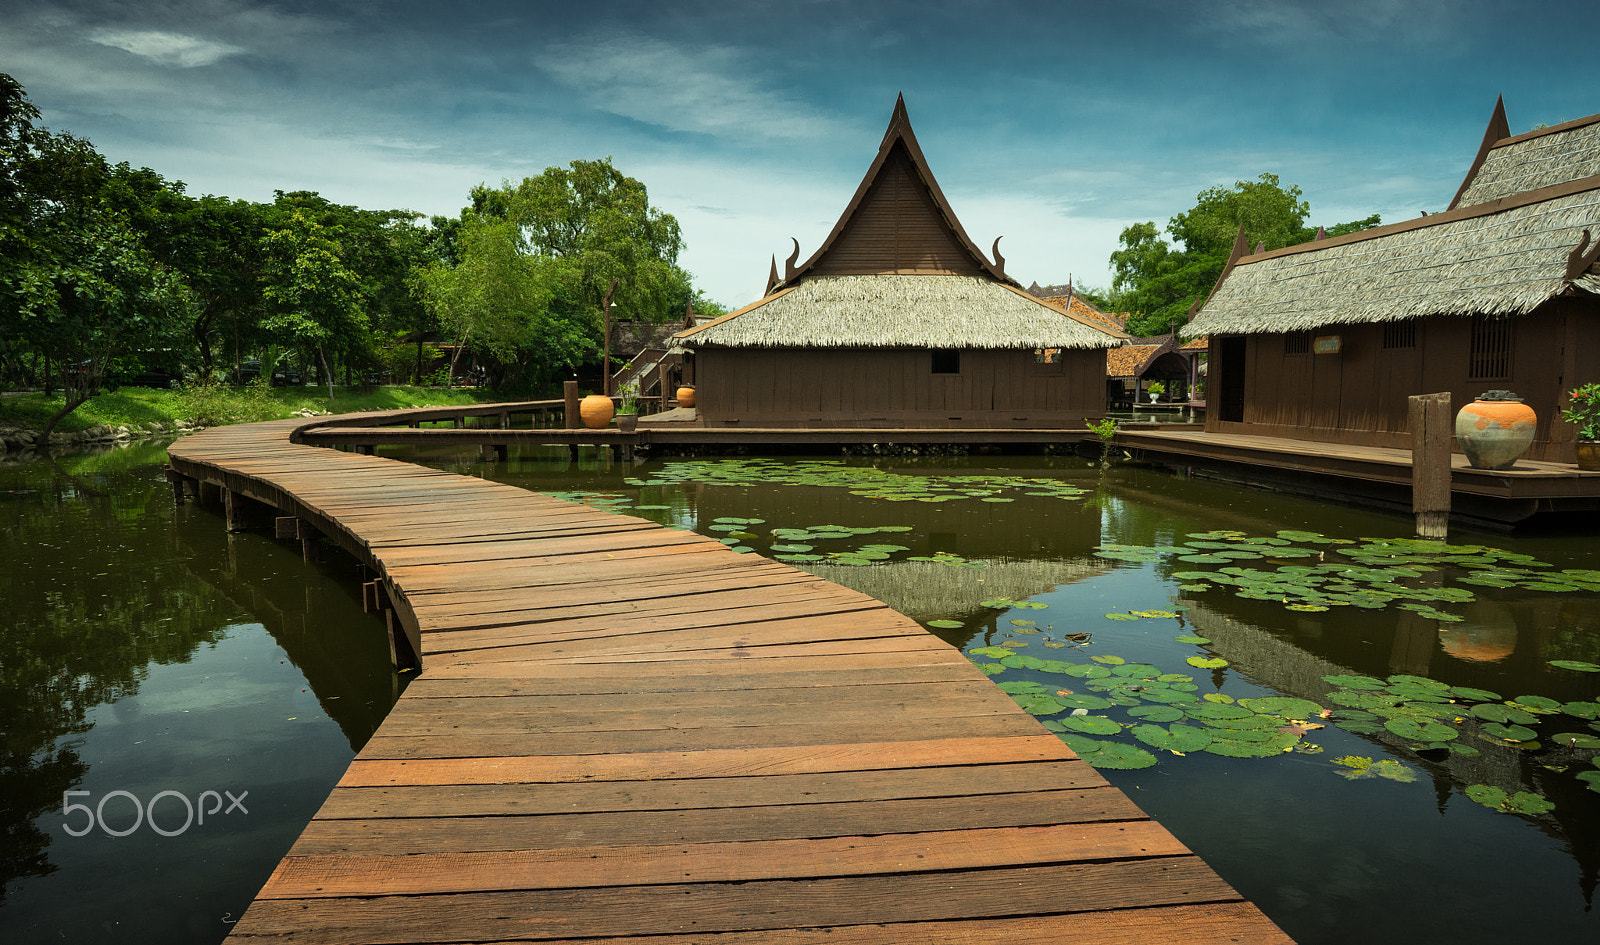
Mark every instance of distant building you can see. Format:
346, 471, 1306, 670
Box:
670, 96, 1126, 428
1185, 98, 1600, 462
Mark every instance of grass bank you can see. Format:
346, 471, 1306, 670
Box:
0, 384, 508, 435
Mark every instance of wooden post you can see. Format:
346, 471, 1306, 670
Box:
1410, 392, 1452, 539
564, 380, 580, 429
658, 361, 671, 411
224, 489, 249, 532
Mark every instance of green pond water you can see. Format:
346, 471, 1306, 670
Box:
0, 442, 399, 944
1, 441, 1596, 944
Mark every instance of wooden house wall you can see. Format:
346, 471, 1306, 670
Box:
1203, 300, 1600, 462
693, 347, 1105, 428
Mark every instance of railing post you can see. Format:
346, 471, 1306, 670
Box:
564, 380, 580, 430
1410, 392, 1452, 539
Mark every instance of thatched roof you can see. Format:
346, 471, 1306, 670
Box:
1186, 177, 1600, 336
1456, 111, 1600, 207
672, 274, 1125, 350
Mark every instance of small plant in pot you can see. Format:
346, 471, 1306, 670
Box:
616, 380, 640, 432
1146, 381, 1166, 403
1562, 382, 1600, 470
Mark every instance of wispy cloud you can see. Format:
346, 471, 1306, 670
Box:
537, 32, 843, 142
88, 28, 243, 67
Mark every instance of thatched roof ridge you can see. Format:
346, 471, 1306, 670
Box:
1456, 112, 1600, 207
774, 95, 1014, 289
671, 275, 1124, 350
1185, 181, 1600, 336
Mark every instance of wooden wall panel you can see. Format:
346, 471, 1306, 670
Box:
695, 347, 1106, 427
810, 145, 984, 277
1212, 301, 1600, 460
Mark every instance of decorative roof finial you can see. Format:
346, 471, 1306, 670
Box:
784, 237, 801, 280
991, 236, 1006, 278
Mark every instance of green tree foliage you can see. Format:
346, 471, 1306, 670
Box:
260, 209, 368, 399
422, 158, 697, 393
0, 75, 192, 434
1110, 173, 1380, 336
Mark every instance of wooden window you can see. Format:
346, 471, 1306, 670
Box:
1468, 315, 1512, 379
1034, 347, 1059, 364
1383, 320, 1417, 349
931, 349, 961, 374
1284, 332, 1311, 355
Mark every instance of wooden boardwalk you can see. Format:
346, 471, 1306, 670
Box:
167, 415, 1292, 945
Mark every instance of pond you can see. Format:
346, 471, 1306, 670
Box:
402, 444, 1600, 945
2, 440, 1595, 944
0, 442, 398, 944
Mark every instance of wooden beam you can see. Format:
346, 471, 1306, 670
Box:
1410, 392, 1453, 539
564, 380, 580, 430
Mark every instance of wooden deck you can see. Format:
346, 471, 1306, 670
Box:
165, 415, 1292, 945
1113, 427, 1600, 526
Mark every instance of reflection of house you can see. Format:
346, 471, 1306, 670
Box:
1185, 98, 1600, 462
669, 97, 1126, 428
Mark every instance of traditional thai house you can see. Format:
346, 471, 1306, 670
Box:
669, 97, 1126, 428
1184, 98, 1600, 463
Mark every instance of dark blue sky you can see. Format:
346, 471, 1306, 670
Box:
4, 0, 1594, 306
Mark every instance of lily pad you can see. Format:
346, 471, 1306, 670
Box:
926, 619, 964, 629
1186, 656, 1229, 669
1079, 741, 1158, 769
1127, 705, 1186, 722
1465, 784, 1556, 815
1058, 714, 1123, 735
1133, 722, 1213, 753
1482, 722, 1539, 742
1385, 717, 1459, 742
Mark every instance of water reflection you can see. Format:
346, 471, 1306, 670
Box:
0, 443, 397, 945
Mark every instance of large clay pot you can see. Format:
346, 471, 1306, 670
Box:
1577, 440, 1600, 471
676, 386, 696, 408
1455, 391, 1536, 470
579, 394, 615, 430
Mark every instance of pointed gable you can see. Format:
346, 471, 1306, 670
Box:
779, 95, 1014, 287
1450, 96, 1600, 211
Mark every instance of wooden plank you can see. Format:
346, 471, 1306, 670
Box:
337, 735, 1076, 787
226, 859, 1245, 942
289, 787, 1140, 854
313, 761, 1110, 819
260, 821, 1188, 898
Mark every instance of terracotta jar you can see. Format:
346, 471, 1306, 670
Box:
676, 386, 696, 408
1455, 390, 1536, 470
579, 394, 615, 430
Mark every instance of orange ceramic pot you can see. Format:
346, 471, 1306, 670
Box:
579, 394, 615, 430
676, 386, 696, 408
1455, 391, 1536, 470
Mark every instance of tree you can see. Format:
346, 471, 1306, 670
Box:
421, 158, 698, 393
260, 209, 367, 400
1109, 173, 1379, 336
0, 75, 192, 432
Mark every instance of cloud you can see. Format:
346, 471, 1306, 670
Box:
537, 32, 843, 142
87, 28, 244, 67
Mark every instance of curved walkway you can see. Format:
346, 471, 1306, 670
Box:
167, 415, 1291, 944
